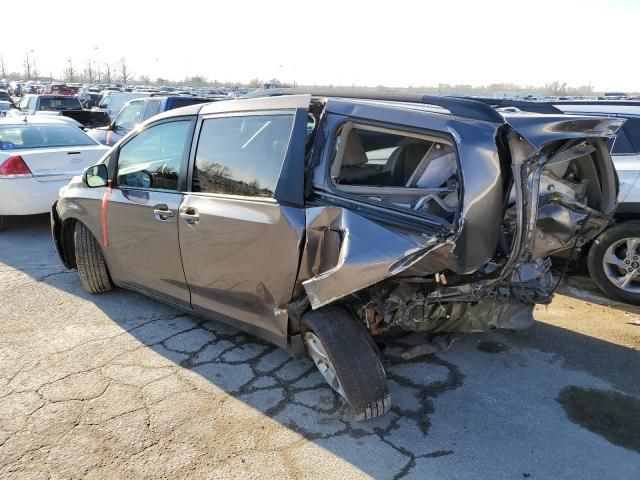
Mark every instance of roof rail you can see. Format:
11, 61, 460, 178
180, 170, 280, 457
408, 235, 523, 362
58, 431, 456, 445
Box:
245, 88, 505, 123
456, 97, 564, 114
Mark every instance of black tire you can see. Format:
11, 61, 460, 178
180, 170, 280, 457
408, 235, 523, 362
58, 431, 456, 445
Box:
74, 222, 114, 294
588, 221, 640, 305
301, 306, 390, 421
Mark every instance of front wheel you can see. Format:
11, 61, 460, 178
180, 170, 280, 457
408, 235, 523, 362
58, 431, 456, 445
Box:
74, 222, 114, 294
302, 306, 390, 420
588, 222, 640, 305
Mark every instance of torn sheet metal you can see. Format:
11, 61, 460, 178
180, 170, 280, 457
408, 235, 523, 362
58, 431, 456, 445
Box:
351, 258, 551, 334
301, 207, 441, 309
531, 194, 609, 260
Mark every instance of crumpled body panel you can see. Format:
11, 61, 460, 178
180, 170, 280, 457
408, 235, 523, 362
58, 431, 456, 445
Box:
301, 207, 440, 309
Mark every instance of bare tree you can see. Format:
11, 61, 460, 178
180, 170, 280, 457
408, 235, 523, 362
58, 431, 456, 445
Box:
544, 81, 568, 96
103, 63, 112, 84
0, 56, 6, 78
63, 58, 75, 82
119, 57, 131, 85
23, 53, 31, 80
84, 60, 94, 84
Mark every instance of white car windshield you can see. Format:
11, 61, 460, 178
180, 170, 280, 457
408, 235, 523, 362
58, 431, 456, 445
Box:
0, 124, 97, 150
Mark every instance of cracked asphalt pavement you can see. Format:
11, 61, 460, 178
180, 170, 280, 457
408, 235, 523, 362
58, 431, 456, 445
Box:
1, 215, 639, 479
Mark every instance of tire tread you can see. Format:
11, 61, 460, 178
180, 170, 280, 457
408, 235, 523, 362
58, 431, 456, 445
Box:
74, 223, 113, 294
302, 306, 390, 421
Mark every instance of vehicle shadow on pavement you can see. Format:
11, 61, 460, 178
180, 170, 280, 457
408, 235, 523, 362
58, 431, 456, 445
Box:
1, 215, 639, 478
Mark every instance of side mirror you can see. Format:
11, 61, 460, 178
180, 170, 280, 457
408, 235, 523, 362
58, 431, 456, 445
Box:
108, 120, 117, 131
83, 164, 109, 188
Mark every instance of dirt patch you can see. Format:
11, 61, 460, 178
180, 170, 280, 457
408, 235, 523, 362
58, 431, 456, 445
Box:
477, 341, 507, 354
557, 386, 640, 453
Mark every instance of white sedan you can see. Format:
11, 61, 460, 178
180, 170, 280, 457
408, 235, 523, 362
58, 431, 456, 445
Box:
0, 117, 109, 230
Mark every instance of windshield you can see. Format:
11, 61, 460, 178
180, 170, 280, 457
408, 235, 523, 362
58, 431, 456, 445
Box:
0, 124, 97, 150
38, 96, 82, 111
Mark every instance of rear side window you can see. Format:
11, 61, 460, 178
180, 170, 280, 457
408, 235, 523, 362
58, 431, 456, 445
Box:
115, 101, 145, 130
143, 100, 162, 120
0, 124, 96, 150
331, 124, 459, 221
192, 114, 294, 198
116, 120, 191, 191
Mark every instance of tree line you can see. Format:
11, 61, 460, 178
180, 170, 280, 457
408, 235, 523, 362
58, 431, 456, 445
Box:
0, 53, 613, 94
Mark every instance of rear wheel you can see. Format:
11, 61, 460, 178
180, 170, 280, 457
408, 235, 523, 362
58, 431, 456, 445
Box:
74, 222, 114, 294
301, 306, 390, 420
588, 222, 640, 305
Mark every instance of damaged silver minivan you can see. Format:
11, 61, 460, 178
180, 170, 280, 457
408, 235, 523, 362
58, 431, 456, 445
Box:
51, 91, 621, 419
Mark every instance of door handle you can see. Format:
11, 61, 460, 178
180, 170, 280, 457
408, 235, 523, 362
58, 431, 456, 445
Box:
153, 204, 175, 221
180, 207, 199, 225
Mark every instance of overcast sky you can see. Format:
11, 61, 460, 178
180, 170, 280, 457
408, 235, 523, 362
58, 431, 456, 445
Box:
2, 0, 638, 91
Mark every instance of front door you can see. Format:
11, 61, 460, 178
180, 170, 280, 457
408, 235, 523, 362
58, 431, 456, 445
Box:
178, 98, 309, 345
105, 117, 195, 308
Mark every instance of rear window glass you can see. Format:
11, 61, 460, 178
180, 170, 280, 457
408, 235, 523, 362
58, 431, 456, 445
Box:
38, 96, 81, 110
0, 124, 96, 150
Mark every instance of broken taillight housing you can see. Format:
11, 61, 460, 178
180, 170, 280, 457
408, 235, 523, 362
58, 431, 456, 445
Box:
0, 155, 32, 177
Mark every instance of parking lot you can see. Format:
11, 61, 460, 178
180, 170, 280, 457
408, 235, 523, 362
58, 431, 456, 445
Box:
0, 214, 637, 479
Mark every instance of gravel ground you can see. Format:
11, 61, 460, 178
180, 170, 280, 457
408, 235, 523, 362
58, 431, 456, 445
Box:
0, 215, 638, 479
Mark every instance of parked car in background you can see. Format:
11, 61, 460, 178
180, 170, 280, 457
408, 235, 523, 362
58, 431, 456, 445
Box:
78, 91, 102, 109
94, 91, 153, 120
0, 117, 108, 230
9, 82, 24, 97
42, 83, 76, 96
466, 98, 640, 305
23, 84, 39, 95
0, 101, 14, 117
87, 95, 214, 145
52, 92, 619, 419
0, 90, 14, 104
11, 94, 110, 128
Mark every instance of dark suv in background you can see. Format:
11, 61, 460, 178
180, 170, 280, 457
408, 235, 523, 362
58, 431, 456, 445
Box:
52, 91, 619, 419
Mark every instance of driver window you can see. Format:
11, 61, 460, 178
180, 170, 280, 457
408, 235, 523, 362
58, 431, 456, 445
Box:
115, 101, 145, 131
116, 120, 191, 191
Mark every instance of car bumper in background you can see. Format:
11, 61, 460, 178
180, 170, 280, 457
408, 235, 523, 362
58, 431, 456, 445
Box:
0, 177, 69, 216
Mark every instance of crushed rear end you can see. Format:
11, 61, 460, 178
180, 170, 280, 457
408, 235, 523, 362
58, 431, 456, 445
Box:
297, 108, 621, 335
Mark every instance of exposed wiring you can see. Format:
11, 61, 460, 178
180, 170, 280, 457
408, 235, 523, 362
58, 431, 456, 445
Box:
550, 216, 590, 295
